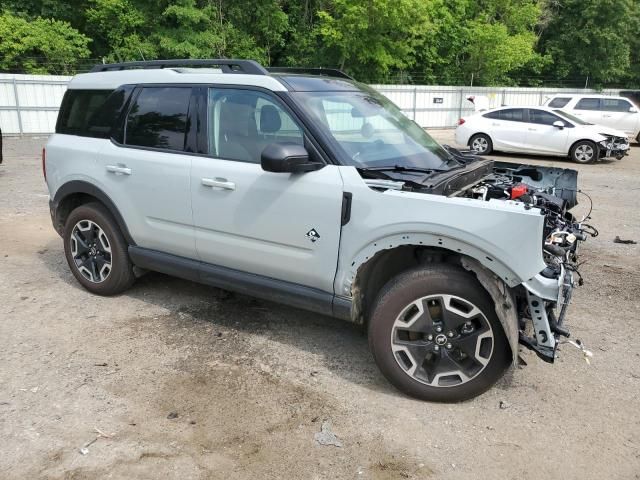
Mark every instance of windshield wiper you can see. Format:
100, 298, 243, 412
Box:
358, 165, 438, 174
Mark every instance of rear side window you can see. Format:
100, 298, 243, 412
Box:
56, 90, 113, 137
483, 111, 500, 119
498, 108, 525, 122
548, 97, 571, 108
601, 98, 633, 112
125, 87, 192, 151
575, 98, 600, 110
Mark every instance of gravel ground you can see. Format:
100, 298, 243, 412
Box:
0, 133, 639, 480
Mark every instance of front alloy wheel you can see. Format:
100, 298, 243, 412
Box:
391, 294, 494, 387
368, 265, 509, 402
570, 140, 596, 164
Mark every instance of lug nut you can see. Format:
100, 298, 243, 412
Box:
435, 326, 442, 333
446, 343, 453, 349
427, 334, 433, 341
434, 345, 440, 351
447, 331, 454, 338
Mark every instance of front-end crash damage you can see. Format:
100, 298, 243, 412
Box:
449, 154, 596, 362
596, 134, 630, 160
342, 150, 596, 367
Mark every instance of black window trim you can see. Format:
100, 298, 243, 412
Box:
200, 85, 310, 165
108, 83, 335, 166
485, 107, 527, 123
117, 85, 194, 153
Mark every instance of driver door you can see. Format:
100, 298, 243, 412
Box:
190, 87, 344, 292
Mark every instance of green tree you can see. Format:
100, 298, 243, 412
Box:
314, 0, 431, 81
0, 11, 91, 74
539, 0, 633, 86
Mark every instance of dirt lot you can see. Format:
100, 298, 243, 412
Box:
1, 133, 639, 480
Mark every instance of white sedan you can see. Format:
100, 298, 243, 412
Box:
455, 106, 630, 163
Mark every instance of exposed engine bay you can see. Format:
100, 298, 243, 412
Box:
453, 159, 598, 362
358, 146, 598, 363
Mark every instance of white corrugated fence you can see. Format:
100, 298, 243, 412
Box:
0, 73, 624, 135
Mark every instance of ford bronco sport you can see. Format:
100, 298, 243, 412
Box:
45, 59, 593, 402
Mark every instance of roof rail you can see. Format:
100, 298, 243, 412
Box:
266, 67, 354, 80
90, 59, 269, 75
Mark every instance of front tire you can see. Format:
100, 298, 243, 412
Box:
570, 140, 597, 164
368, 264, 509, 402
63, 202, 135, 295
469, 133, 493, 155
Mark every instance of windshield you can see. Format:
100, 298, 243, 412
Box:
554, 109, 591, 125
290, 89, 457, 170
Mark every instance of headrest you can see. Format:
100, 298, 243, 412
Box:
260, 105, 282, 133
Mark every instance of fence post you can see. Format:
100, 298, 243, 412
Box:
458, 88, 464, 122
412, 87, 417, 121
12, 77, 24, 137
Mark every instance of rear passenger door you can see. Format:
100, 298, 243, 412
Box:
600, 98, 638, 137
98, 86, 197, 259
484, 108, 527, 151
571, 97, 601, 124
190, 87, 344, 293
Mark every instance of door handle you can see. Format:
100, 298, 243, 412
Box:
201, 177, 235, 190
602, 114, 612, 118
528, 128, 537, 131
106, 164, 131, 175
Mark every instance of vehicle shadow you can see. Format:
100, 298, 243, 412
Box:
38, 238, 397, 396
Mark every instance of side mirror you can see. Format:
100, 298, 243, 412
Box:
629, 106, 638, 113
261, 143, 323, 173
552, 120, 565, 129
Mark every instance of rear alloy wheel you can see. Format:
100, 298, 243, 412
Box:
63, 202, 135, 295
369, 265, 509, 402
70, 219, 113, 283
570, 140, 597, 164
469, 134, 493, 155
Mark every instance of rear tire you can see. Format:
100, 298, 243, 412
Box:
570, 140, 597, 164
63, 202, 135, 295
469, 134, 493, 155
368, 264, 509, 402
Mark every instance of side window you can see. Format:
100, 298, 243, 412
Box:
601, 98, 633, 112
125, 87, 191, 151
548, 97, 571, 108
56, 90, 113, 137
498, 108, 525, 122
207, 88, 303, 163
482, 111, 501, 119
529, 109, 562, 125
575, 98, 601, 110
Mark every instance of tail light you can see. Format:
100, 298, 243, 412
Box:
42, 147, 47, 181
457, 118, 466, 126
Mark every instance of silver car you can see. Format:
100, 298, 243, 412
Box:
45, 59, 593, 401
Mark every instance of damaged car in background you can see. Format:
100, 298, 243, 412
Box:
456, 105, 629, 163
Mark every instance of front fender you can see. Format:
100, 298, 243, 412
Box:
335, 166, 547, 296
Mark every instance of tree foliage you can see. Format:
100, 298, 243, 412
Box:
1, 0, 638, 86
0, 11, 91, 74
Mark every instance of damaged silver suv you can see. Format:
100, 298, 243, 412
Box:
45, 59, 594, 401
